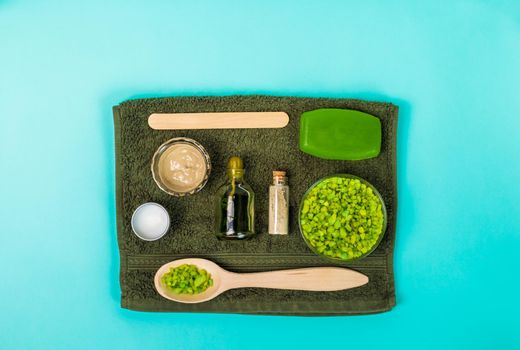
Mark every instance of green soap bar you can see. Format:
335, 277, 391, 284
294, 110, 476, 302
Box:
300, 108, 382, 160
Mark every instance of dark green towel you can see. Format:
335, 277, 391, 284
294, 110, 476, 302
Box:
113, 95, 398, 315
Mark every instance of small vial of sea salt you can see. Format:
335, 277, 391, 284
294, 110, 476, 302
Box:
268, 171, 289, 235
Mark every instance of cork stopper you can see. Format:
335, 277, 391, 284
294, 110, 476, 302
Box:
272, 170, 287, 185
273, 170, 286, 177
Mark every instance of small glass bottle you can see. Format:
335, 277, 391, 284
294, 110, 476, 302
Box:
268, 171, 289, 235
214, 156, 255, 240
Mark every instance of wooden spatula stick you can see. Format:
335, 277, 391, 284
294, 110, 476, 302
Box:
148, 112, 289, 130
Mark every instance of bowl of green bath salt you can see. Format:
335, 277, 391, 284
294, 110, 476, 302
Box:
299, 174, 387, 262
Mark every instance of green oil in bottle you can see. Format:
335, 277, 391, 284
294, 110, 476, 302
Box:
214, 156, 255, 240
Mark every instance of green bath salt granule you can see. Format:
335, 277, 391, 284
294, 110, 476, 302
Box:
161, 264, 214, 295
300, 177, 385, 260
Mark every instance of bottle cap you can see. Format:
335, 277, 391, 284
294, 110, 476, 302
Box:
228, 156, 244, 170
272, 170, 286, 178
227, 156, 244, 178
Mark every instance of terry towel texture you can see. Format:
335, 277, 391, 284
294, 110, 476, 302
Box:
113, 95, 398, 315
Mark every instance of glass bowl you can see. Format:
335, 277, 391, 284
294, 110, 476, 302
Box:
298, 174, 387, 262
151, 137, 211, 196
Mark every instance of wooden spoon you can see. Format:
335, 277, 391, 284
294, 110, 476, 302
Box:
154, 258, 369, 303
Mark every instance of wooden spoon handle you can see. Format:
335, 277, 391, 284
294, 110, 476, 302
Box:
227, 267, 368, 291
148, 112, 289, 130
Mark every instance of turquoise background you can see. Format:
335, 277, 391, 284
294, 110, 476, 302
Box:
1, 0, 519, 349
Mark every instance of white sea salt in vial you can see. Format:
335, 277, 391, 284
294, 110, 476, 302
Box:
268, 171, 289, 235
